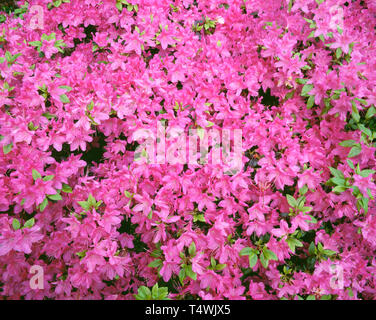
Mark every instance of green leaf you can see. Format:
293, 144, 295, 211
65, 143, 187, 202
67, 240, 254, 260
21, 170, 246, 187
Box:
308, 242, 316, 255
305, 214, 317, 224
43, 175, 55, 181
335, 47, 342, 59
323, 249, 336, 256
339, 140, 357, 148
356, 163, 361, 175
308, 30, 315, 38
347, 159, 355, 170
28, 122, 39, 131
286, 195, 297, 208
42, 33, 56, 41
329, 167, 345, 179
87, 194, 96, 207
248, 253, 258, 268
151, 249, 162, 258
42, 112, 57, 120
259, 253, 269, 268
193, 213, 206, 223
215, 263, 227, 271
296, 196, 306, 210
29, 41, 42, 47
95, 200, 103, 210
116, 2, 123, 11
365, 106, 376, 119
301, 206, 313, 213
62, 183, 73, 193
286, 238, 303, 253
151, 283, 159, 299
285, 91, 295, 100
288, 0, 293, 12
157, 287, 168, 300
32, 169, 42, 180
367, 188, 373, 198
307, 95, 315, 109
59, 94, 70, 104
185, 265, 197, 280
355, 98, 368, 106
54, 0, 62, 7
39, 198, 48, 212
351, 185, 361, 197
357, 197, 369, 214
263, 248, 278, 261
78, 201, 90, 211
23, 218, 35, 229
351, 100, 360, 123
5, 51, 12, 62
332, 186, 347, 193
358, 124, 372, 137
178, 268, 186, 284
148, 259, 162, 268
188, 242, 196, 257
12, 218, 21, 230
239, 247, 254, 256
135, 286, 151, 300
359, 169, 375, 178
348, 145, 361, 158
329, 177, 345, 186
59, 85, 72, 92
3, 143, 12, 154
299, 184, 308, 195
47, 193, 62, 201
301, 84, 313, 97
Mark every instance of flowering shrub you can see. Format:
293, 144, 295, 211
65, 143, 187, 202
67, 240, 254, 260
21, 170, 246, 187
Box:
1, 0, 376, 300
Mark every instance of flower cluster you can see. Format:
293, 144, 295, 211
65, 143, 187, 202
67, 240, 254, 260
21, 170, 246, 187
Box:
0, 0, 376, 300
